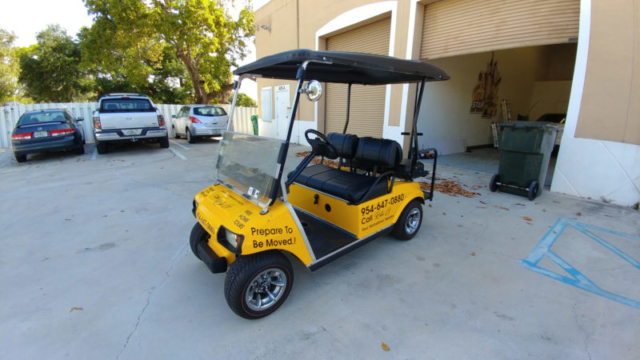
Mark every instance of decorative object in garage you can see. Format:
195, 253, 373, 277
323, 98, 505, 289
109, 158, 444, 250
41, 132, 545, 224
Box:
470, 53, 502, 118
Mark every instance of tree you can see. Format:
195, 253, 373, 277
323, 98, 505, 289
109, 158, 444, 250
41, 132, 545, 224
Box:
0, 28, 19, 104
19, 25, 92, 102
229, 92, 256, 107
81, 0, 254, 104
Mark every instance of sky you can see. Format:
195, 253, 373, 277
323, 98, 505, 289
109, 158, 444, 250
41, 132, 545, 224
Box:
0, 0, 270, 101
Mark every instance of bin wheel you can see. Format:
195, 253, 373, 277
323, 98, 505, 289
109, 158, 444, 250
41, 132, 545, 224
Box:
189, 222, 210, 260
225, 251, 293, 319
528, 180, 539, 201
489, 174, 499, 192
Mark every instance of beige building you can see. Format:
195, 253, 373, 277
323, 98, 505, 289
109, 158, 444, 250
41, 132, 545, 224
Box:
251, 0, 640, 206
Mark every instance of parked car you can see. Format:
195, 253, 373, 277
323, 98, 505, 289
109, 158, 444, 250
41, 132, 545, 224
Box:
11, 109, 85, 163
172, 105, 229, 143
92, 93, 169, 154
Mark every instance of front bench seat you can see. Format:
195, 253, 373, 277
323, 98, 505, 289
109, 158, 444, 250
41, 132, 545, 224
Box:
294, 134, 401, 204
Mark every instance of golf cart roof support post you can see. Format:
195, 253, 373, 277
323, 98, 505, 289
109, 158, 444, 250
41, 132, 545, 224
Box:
410, 78, 427, 179
343, 82, 352, 134
268, 62, 309, 206
226, 79, 241, 131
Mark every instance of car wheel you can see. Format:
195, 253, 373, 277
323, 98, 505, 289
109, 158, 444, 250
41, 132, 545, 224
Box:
173, 126, 180, 139
15, 154, 27, 163
186, 128, 195, 144
224, 251, 294, 319
528, 180, 539, 201
489, 174, 500, 192
75, 144, 85, 155
393, 200, 423, 240
159, 136, 170, 148
96, 142, 108, 154
190, 222, 210, 260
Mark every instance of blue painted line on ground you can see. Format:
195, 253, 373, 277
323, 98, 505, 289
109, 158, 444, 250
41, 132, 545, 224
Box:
519, 218, 640, 310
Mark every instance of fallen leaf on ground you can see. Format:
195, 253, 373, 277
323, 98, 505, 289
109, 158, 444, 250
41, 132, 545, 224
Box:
577, 212, 582, 216
70, 307, 83, 312
381, 343, 390, 351
65, 218, 71, 221
495, 206, 509, 211
515, 203, 526, 206
420, 180, 481, 198
479, 201, 487, 204
477, 206, 486, 209
428, 204, 432, 208
471, 252, 476, 256
523, 216, 533, 221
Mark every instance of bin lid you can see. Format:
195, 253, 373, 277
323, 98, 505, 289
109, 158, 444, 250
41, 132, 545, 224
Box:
499, 121, 560, 131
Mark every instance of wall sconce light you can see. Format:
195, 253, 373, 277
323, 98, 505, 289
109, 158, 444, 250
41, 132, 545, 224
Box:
260, 24, 272, 32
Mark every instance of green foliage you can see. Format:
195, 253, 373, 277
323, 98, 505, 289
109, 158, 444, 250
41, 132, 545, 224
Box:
81, 0, 254, 104
0, 28, 20, 104
18, 25, 92, 102
230, 92, 257, 107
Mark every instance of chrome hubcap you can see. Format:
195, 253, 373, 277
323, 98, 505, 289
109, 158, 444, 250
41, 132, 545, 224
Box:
245, 268, 287, 311
405, 208, 420, 234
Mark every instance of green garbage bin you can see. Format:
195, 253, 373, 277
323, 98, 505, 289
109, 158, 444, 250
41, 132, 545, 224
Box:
250, 115, 259, 135
489, 122, 559, 200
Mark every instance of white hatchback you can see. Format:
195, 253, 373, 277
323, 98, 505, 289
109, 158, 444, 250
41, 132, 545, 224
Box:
172, 105, 229, 143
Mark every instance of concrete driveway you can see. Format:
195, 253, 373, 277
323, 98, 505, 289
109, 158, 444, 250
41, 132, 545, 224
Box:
0, 139, 638, 359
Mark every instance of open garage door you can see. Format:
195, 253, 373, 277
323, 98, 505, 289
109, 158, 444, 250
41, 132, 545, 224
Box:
325, 17, 391, 137
420, 0, 579, 60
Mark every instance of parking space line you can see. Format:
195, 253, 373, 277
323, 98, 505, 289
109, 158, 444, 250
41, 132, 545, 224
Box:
169, 147, 187, 160
170, 140, 190, 150
91, 148, 98, 160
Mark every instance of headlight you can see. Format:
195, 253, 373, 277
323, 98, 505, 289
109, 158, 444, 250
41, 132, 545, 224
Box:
218, 227, 244, 253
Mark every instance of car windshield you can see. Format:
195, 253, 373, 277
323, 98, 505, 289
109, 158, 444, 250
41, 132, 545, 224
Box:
17, 111, 66, 125
194, 107, 227, 116
214, 132, 283, 209
100, 98, 155, 112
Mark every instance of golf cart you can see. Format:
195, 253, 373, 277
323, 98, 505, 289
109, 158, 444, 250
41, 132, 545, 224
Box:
189, 49, 449, 319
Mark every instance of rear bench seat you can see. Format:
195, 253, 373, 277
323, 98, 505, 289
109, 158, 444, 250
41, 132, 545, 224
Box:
293, 134, 402, 204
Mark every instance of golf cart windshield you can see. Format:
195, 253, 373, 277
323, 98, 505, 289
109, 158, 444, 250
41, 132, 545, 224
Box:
213, 131, 283, 208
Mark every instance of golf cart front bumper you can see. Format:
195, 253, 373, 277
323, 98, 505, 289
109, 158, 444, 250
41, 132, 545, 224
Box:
196, 241, 228, 273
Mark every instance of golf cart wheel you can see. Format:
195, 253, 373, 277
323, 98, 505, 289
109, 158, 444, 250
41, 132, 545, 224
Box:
173, 126, 180, 139
528, 180, 539, 201
186, 128, 195, 144
489, 174, 499, 192
190, 222, 210, 260
159, 136, 170, 148
393, 200, 423, 240
224, 251, 293, 319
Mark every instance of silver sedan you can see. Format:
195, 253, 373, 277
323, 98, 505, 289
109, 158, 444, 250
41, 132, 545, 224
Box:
172, 105, 229, 143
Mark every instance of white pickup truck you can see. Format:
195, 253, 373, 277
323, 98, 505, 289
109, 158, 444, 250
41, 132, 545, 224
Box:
92, 93, 169, 154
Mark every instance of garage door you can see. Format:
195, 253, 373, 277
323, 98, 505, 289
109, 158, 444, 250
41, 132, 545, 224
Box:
421, 0, 580, 60
325, 17, 391, 137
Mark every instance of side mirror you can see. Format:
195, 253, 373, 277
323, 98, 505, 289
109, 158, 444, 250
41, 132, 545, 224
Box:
76, 117, 84, 122
171, 115, 177, 119
302, 80, 323, 102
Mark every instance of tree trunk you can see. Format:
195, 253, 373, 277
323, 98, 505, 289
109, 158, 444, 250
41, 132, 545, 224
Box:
177, 51, 234, 104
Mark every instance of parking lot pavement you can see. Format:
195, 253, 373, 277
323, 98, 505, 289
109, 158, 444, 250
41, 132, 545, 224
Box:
1, 141, 639, 359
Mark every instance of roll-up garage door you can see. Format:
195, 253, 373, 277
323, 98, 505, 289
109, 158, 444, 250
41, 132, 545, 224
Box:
325, 17, 391, 137
421, 0, 580, 60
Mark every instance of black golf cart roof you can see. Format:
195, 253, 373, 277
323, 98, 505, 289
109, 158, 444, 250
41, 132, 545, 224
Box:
234, 49, 449, 85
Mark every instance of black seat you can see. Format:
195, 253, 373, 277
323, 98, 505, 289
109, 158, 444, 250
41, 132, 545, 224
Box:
294, 134, 402, 204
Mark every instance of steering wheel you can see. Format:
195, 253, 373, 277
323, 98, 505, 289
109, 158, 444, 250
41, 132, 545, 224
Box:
304, 129, 338, 160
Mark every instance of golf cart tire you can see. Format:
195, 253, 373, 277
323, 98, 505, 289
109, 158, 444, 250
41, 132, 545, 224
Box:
489, 174, 499, 192
190, 222, 209, 260
224, 251, 294, 319
393, 199, 423, 240
159, 136, 170, 148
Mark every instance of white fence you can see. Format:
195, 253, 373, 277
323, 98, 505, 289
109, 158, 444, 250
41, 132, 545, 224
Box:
0, 102, 257, 148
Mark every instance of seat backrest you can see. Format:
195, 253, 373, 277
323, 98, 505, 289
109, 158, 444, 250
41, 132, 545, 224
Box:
354, 137, 402, 169
327, 133, 359, 159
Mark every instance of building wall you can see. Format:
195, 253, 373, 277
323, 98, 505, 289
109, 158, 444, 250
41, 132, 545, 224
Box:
552, 0, 640, 207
